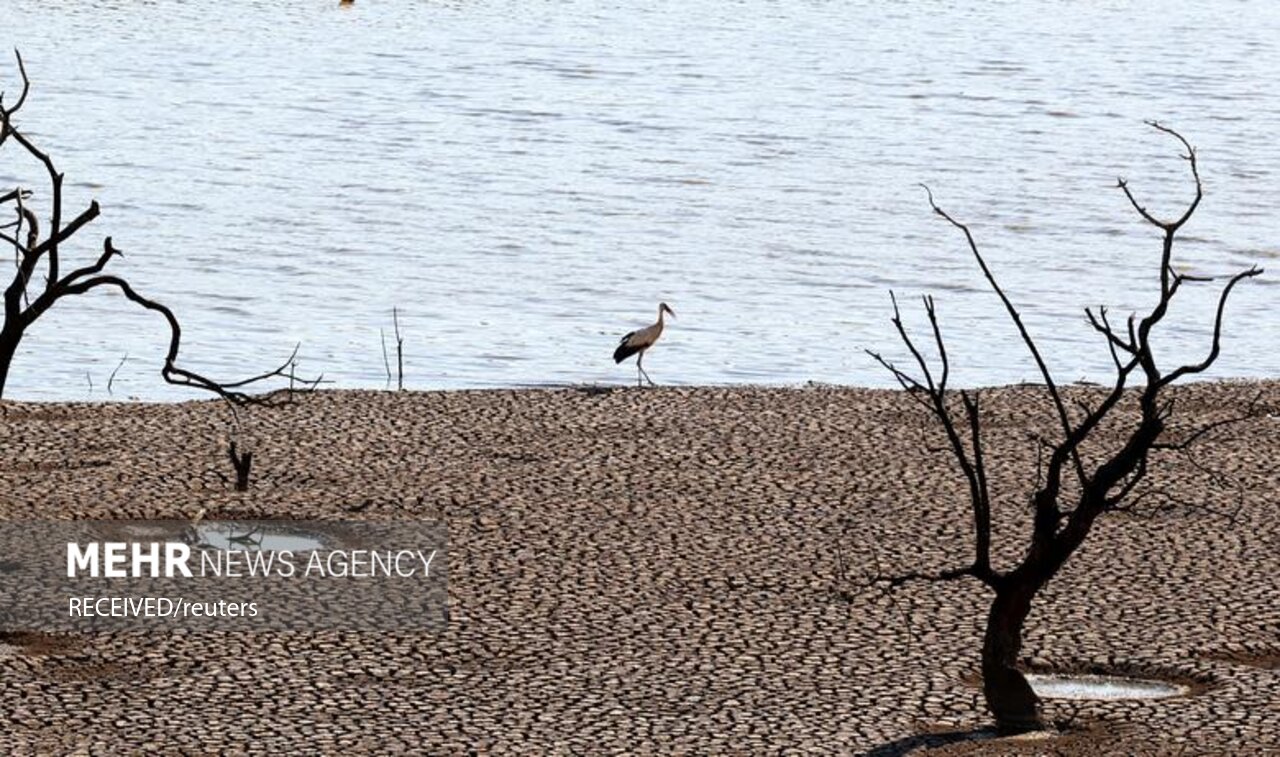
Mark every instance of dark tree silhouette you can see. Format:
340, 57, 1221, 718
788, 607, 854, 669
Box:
0, 53, 301, 401
227, 441, 254, 492
867, 123, 1262, 734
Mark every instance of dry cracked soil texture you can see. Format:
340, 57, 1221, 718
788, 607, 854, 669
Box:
0, 382, 1277, 755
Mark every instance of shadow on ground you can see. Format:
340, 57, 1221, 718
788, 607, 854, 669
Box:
864, 729, 998, 756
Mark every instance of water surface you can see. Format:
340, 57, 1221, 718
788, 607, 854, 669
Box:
3, 2, 1278, 400
1026, 673, 1188, 701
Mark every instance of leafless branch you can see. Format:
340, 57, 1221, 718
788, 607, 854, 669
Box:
920, 183, 1086, 489
107, 353, 127, 396
380, 328, 392, 388
867, 124, 1261, 733
393, 306, 405, 391
1116, 121, 1202, 234
54, 275, 310, 403
1157, 267, 1264, 386
0, 54, 315, 403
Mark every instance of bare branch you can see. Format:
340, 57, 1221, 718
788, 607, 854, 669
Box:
924, 294, 949, 393
3, 125, 65, 287
393, 305, 405, 391
56, 275, 306, 404
1115, 177, 1164, 229
380, 328, 392, 388
961, 390, 992, 576
1085, 306, 1133, 371
1115, 121, 1203, 233
1158, 266, 1264, 386
869, 290, 1000, 588
219, 345, 309, 390
1118, 123, 1206, 313
0, 49, 30, 119
1150, 121, 1203, 230
865, 349, 934, 413
54, 235, 122, 290
888, 290, 937, 394
920, 183, 1085, 487
0, 187, 31, 206
0, 57, 314, 403
107, 352, 127, 396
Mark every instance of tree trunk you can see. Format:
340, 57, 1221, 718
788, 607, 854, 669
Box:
981, 583, 1043, 734
0, 326, 19, 399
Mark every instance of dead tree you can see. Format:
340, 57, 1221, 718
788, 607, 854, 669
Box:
0, 53, 300, 401
227, 441, 253, 492
867, 123, 1262, 734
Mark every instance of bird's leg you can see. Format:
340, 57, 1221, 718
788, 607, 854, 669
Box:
635, 352, 643, 387
638, 351, 655, 387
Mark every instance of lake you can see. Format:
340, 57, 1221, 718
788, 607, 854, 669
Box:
2, 1, 1278, 401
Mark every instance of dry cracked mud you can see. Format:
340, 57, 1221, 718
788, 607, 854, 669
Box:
0, 381, 1277, 754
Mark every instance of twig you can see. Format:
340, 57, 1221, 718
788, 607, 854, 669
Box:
107, 352, 127, 396
380, 328, 392, 389
392, 306, 404, 391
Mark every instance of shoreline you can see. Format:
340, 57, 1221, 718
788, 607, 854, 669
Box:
2, 373, 1276, 408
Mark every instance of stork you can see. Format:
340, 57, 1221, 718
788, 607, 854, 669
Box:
613, 302, 675, 386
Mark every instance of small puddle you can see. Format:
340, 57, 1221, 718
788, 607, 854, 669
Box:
193, 523, 328, 552
1026, 673, 1187, 700
100, 521, 334, 552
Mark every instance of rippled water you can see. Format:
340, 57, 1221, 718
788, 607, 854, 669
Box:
2, 2, 1278, 401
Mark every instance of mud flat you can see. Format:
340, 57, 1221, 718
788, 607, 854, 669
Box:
1, 382, 1277, 753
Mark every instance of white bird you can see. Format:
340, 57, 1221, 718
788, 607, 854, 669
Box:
613, 302, 675, 386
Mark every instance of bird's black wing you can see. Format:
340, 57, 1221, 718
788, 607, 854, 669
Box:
613, 331, 640, 363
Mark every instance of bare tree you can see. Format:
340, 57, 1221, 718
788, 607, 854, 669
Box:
0, 53, 300, 401
866, 123, 1262, 734
227, 440, 254, 492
